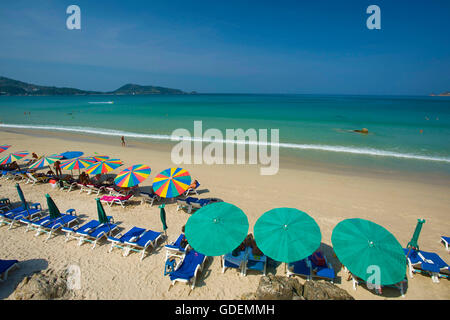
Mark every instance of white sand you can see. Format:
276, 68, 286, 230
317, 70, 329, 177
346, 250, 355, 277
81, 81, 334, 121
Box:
1, 129, 449, 300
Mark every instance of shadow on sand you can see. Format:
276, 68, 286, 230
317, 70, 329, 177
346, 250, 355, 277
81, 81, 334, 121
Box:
0, 258, 48, 299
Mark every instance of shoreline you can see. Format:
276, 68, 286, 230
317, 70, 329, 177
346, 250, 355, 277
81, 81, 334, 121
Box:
0, 128, 449, 300
2, 127, 449, 187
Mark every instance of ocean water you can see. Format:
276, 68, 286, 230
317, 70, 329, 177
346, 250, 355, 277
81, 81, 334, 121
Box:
0, 94, 449, 174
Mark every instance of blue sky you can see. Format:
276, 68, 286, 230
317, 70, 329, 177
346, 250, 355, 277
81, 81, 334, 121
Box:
0, 0, 449, 94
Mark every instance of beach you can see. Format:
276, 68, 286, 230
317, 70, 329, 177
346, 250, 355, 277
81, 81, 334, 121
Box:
1, 128, 449, 300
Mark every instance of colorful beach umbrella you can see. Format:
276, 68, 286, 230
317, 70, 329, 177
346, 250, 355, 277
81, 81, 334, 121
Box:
152, 167, 191, 198
0, 151, 29, 165
60, 157, 96, 171
185, 202, 249, 256
83, 155, 109, 162
0, 145, 11, 153
331, 218, 406, 286
254, 208, 322, 263
29, 155, 63, 170
85, 159, 123, 175
114, 164, 151, 188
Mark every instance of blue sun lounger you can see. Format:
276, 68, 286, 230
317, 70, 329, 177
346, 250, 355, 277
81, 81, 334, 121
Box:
107, 226, 147, 255
404, 248, 449, 283
33, 210, 78, 241
242, 247, 267, 276
0, 198, 10, 211
221, 248, 247, 276
0, 203, 42, 229
123, 229, 163, 261
75, 221, 118, 249
19, 208, 74, 232
0, 259, 19, 282
61, 217, 112, 243
308, 252, 336, 283
287, 259, 312, 280
168, 250, 207, 290
165, 233, 190, 260
176, 197, 211, 214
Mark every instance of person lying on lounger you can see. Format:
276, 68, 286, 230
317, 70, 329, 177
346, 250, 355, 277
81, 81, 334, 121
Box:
8, 161, 20, 171
180, 225, 189, 249
78, 172, 90, 185
92, 174, 103, 185
236, 233, 264, 256
189, 180, 199, 189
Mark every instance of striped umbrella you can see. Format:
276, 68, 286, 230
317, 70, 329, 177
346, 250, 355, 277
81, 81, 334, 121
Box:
152, 167, 191, 198
60, 157, 96, 171
29, 155, 63, 169
114, 164, 151, 188
83, 155, 109, 162
0, 145, 11, 153
85, 159, 123, 175
0, 151, 29, 165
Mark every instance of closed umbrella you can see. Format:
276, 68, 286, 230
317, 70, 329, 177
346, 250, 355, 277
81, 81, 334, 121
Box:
45, 194, 61, 220
254, 208, 321, 263
331, 218, 406, 286
15, 183, 29, 214
185, 202, 249, 256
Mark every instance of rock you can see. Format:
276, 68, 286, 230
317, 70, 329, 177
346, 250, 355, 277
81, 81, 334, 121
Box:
302, 281, 354, 300
12, 268, 72, 300
241, 292, 257, 300
255, 275, 302, 300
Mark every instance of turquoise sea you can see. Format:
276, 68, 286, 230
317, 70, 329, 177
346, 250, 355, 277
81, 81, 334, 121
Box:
0, 94, 449, 174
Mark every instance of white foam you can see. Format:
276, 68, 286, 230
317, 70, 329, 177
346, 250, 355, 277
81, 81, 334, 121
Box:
1, 123, 449, 163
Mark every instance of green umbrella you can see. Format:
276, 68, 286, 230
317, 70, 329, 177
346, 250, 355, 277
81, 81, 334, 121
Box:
96, 198, 109, 224
15, 183, 29, 214
159, 204, 168, 231
407, 219, 425, 250
254, 208, 321, 263
185, 202, 249, 256
331, 218, 406, 286
45, 194, 61, 219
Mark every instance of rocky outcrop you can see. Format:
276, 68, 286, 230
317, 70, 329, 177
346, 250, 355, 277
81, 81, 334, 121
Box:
255, 275, 303, 300
242, 275, 354, 300
302, 280, 354, 300
12, 268, 73, 300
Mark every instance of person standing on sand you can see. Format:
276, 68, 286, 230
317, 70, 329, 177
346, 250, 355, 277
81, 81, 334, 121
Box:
53, 160, 62, 178
121, 136, 126, 147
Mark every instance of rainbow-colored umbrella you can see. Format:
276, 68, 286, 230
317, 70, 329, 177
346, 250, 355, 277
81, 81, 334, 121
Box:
114, 164, 151, 188
152, 167, 191, 198
83, 155, 109, 162
85, 159, 123, 175
60, 158, 96, 171
0, 151, 29, 165
29, 155, 63, 169
0, 145, 11, 153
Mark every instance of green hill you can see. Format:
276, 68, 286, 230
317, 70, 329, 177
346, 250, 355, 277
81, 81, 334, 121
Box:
0, 76, 192, 96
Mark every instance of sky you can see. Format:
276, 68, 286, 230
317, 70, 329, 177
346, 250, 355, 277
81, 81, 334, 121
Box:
0, 0, 449, 95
